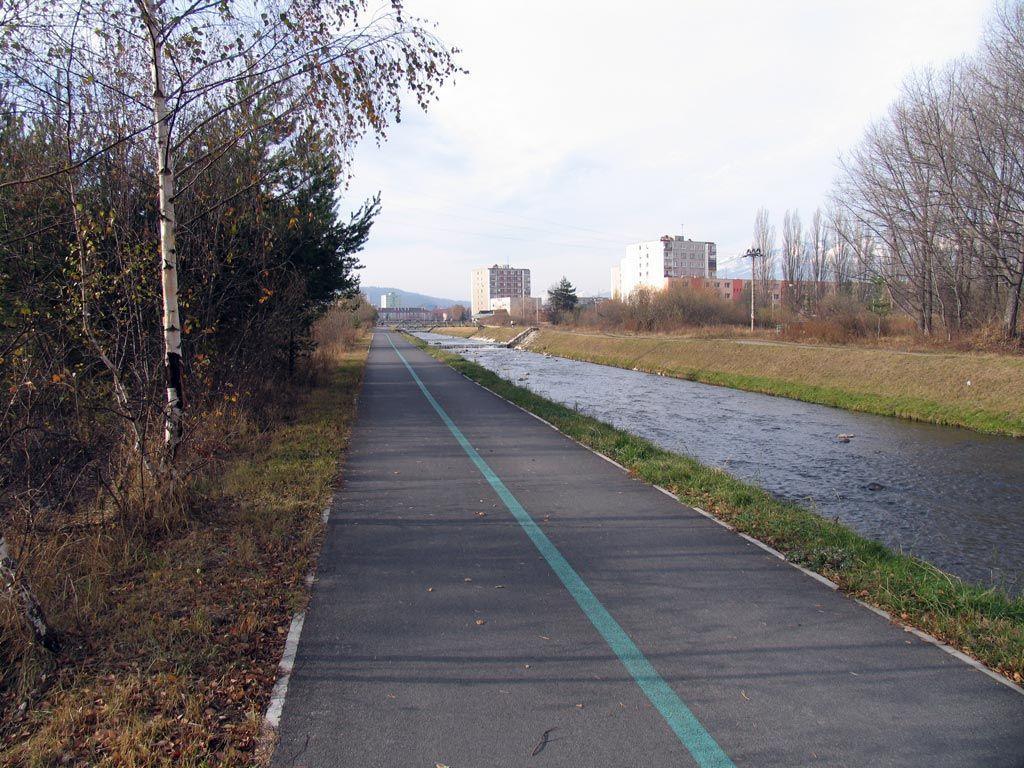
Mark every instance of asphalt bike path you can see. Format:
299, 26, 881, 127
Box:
272, 332, 1023, 767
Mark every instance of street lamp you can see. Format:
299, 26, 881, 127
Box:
743, 248, 763, 332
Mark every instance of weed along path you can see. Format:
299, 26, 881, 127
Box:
271, 333, 1023, 767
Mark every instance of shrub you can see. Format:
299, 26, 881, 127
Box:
651, 285, 750, 328
313, 296, 376, 359
781, 294, 900, 343
577, 286, 748, 333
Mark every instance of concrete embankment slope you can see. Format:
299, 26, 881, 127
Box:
431, 324, 524, 344
272, 332, 1023, 767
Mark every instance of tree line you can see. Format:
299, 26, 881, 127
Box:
0, 1, 456, 653
759, 3, 1024, 338
746, 206, 882, 317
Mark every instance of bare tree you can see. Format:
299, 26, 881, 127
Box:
751, 207, 777, 309
806, 207, 830, 311
832, 2, 1024, 337
828, 206, 856, 292
781, 209, 805, 311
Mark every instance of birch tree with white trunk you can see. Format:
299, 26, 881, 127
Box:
1, 0, 460, 459
140, 0, 185, 455
0, 0, 457, 659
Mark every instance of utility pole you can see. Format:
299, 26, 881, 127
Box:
521, 270, 525, 325
743, 248, 762, 333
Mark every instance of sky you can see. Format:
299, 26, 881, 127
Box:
343, 0, 993, 301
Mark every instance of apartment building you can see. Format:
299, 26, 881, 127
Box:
470, 265, 532, 315
611, 236, 717, 298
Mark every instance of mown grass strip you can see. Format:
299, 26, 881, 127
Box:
587, 360, 1024, 438
405, 333, 1024, 686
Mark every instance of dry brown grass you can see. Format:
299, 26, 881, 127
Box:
312, 298, 376, 360
0, 331, 369, 766
527, 328, 1024, 436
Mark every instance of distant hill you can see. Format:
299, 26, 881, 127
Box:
361, 286, 467, 309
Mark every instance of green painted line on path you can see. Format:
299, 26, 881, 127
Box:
386, 334, 735, 768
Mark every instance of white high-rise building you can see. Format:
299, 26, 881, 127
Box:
611, 236, 717, 299
471, 265, 531, 316
380, 291, 402, 309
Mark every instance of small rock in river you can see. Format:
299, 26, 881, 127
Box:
866, 482, 885, 491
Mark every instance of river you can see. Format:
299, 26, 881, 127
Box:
415, 331, 1024, 594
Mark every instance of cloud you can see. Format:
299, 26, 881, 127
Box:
345, 0, 991, 297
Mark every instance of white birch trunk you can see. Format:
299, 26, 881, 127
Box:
0, 535, 59, 652
144, 1, 184, 458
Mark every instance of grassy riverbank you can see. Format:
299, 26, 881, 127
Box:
0, 340, 369, 766
429, 325, 478, 338
516, 329, 1024, 437
406, 333, 1024, 686
430, 325, 524, 343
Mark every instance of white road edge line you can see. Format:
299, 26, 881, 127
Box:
414, 338, 1024, 697
263, 611, 305, 730
263, 503, 333, 734
689, 504, 735, 532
